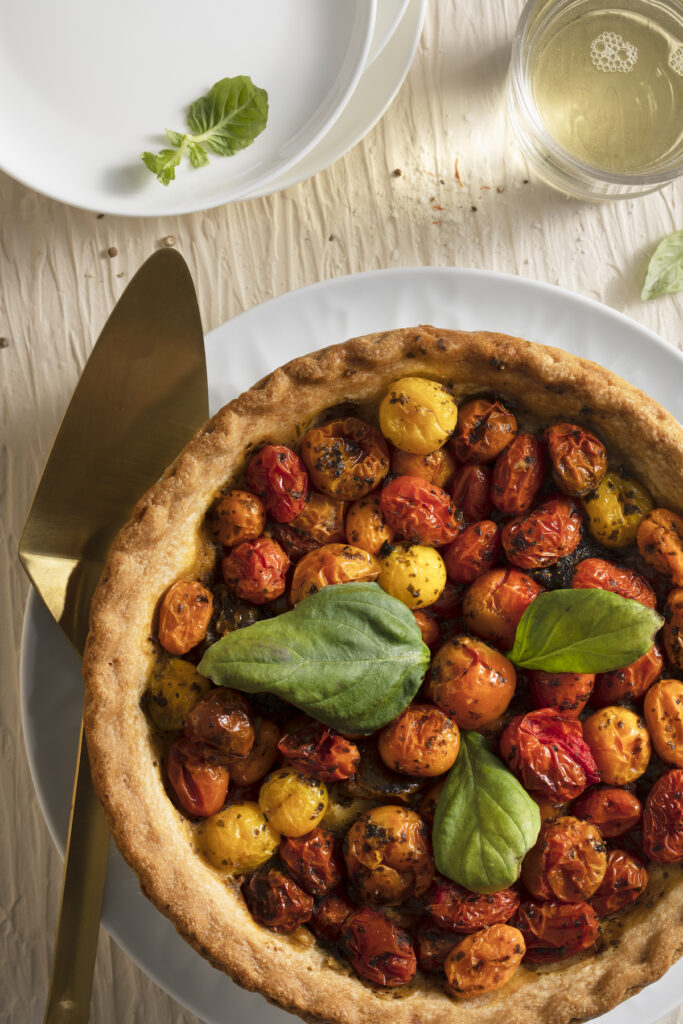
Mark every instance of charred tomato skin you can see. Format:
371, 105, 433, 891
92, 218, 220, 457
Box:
491, 433, 545, 516
499, 709, 600, 802
544, 423, 608, 497
590, 849, 648, 917
516, 900, 599, 963
340, 907, 417, 987
243, 867, 314, 932
451, 398, 517, 464
642, 768, 683, 862
246, 444, 310, 523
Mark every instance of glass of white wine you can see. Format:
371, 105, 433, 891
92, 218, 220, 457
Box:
506, 0, 683, 198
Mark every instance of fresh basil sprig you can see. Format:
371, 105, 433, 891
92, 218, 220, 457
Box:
142, 75, 268, 186
642, 229, 683, 301
433, 731, 540, 894
508, 589, 663, 673
198, 582, 430, 734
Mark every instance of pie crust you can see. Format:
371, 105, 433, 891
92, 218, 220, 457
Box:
83, 326, 683, 1024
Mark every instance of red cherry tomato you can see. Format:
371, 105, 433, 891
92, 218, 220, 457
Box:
340, 908, 417, 987
572, 786, 642, 838
491, 433, 545, 516
243, 868, 314, 932
442, 520, 500, 584
412, 609, 440, 649
379, 475, 462, 546
184, 688, 254, 764
451, 399, 517, 463
642, 768, 683, 863
499, 709, 600, 802
221, 536, 290, 604
529, 671, 594, 717
501, 494, 582, 570
544, 423, 607, 497
423, 877, 520, 932
429, 581, 465, 619
590, 849, 648, 917
246, 444, 309, 523
516, 900, 599, 963
309, 892, 353, 942
166, 736, 229, 817
521, 816, 607, 902
278, 721, 360, 782
591, 644, 663, 707
415, 916, 459, 974
279, 827, 343, 896
450, 463, 493, 522
571, 557, 656, 609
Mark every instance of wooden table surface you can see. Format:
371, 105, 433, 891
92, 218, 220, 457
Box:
3, 2, 682, 1021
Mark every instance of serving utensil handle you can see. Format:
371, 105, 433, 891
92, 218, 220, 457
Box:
43, 719, 109, 1024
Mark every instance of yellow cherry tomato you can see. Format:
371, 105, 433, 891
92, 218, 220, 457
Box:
378, 543, 447, 609
201, 802, 280, 873
258, 769, 328, 837
379, 377, 458, 455
582, 471, 653, 549
145, 658, 212, 731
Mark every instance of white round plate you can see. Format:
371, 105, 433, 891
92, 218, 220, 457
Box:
0, 0, 375, 217
247, 0, 426, 200
22, 268, 683, 1024
366, 0, 412, 65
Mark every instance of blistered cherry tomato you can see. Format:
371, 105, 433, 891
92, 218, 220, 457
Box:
145, 657, 212, 731
443, 520, 500, 585
445, 924, 525, 1000
301, 417, 389, 501
462, 567, 544, 650
591, 645, 663, 707
637, 508, 683, 585
279, 826, 343, 896
451, 398, 517, 463
583, 471, 653, 549
379, 376, 458, 455
572, 787, 642, 838
516, 900, 599, 963
413, 609, 440, 649
521, 816, 607, 902
529, 671, 594, 717
341, 907, 417, 987
286, 490, 346, 545
428, 581, 463, 618
491, 433, 545, 516
344, 494, 394, 555
544, 423, 608, 497
208, 489, 266, 549
278, 721, 360, 782
582, 707, 651, 786
417, 779, 445, 826
341, 739, 424, 804
344, 805, 434, 905
185, 688, 254, 764
663, 588, 683, 671
246, 444, 309, 523
244, 867, 314, 932
644, 678, 683, 767
166, 736, 228, 817
158, 580, 213, 655
229, 719, 280, 787
571, 557, 656, 609
450, 463, 493, 522
415, 917, 459, 973
201, 802, 279, 873
289, 542, 379, 605
501, 494, 582, 570
423, 877, 520, 932
499, 710, 600, 802
221, 537, 290, 604
379, 475, 462, 546
309, 892, 353, 942
642, 768, 683, 862
378, 704, 460, 777
428, 637, 516, 729
258, 769, 328, 837
378, 542, 447, 609
590, 850, 648, 917
391, 446, 456, 488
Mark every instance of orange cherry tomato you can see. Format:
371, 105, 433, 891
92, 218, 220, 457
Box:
644, 678, 683, 767
158, 580, 213, 655
571, 786, 642, 838
412, 609, 440, 649
344, 494, 394, 555
462, 567, 543, 650
499, 709, 600, 802
278, 720, 360, 782
501, 494, 582, 570
663, 588, 683, 671
571, 557, 656, 609
423, 877, 520, 932
642, 768, 683, 862
450, 462, 493, 522
344, 805, 434, 906
637, 508, 683, 585
379, 475, 462, 546
427, 636, 516, 729
301, 417, 389, 501
582, 707, 651, 786
591, 644, 663, 707
521, 816, 607, 902
341, 908, 417, 987
451, 398, 517, 463
229, 719, 280, 787
289, 542, 380, 605
246, 444, 309, 523
516, 900, 599, 963
166, 736, 228, 817
544, 422, 607, 497
208, 489, 266, 548
279, 827, 343, 896
221, 536, 290, 605
377, 704, 460, 777
391, 446, 456, 488
491, 433, 545, 516
287, 491, 346, 544
590, 849, 648, 917
243, 867, 314, 932
444, 924, 525, 1000
442, 520, 500, 584
529, 670, 594, 717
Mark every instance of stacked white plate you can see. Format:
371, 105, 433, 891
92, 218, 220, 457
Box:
0, 0, 426, 215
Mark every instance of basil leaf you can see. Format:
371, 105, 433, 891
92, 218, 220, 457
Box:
508, 589, 663, 673
642, 230, 683, 301
198, 583, 430, 735
433, 731, 540, 894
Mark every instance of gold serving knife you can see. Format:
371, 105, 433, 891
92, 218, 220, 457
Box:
19, 249, 209, 1024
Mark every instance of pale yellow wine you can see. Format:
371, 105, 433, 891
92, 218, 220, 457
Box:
530, 1, 683, 174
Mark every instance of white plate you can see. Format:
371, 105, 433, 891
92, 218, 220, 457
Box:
0, 0, 375, 217
22, 268, 683, 1024
366, 0, 412, 65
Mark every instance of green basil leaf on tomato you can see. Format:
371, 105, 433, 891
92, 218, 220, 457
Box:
433, 731, 541, 894
507, 588, 663, 673
198, 582, 430, 735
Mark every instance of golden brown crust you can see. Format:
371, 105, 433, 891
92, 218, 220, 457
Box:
83, 327, 683, 1024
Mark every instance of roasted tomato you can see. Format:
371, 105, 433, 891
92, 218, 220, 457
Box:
166, 736, 229, 817
423, 877, 520, 932
415, 917, 459, 973
340, 907, 417, 987
344, 805, 434, 905
571, 787, 642, 838
201, 802, 280, 873
451, 398, 517, 463
521, 816, 607, 902
590, 849, 648, 917
450, 463, 493, 522
642, 768, 683, 862
491, 433, 545, 515
413, 609, 440, 649
583, 470, 653, 549
444, 924, 525, 1000
379, 475, 462, 546
582, 707, 651, 785
529, 671, 594, 717
663, 588, 683, 671
145, 657, 212, 731
417, 779, 445, 826
309, 892, 353, 942
501, 494, 582, 570
544, 423, 607, 497
391, 446, 456, 489
301, 417, 389, 501
379, 376, 458, 455
378, 542, 447, 609
377, 704, 460, 777
158, 580, 213, 655
244, 867, 314, 932
185, 688, 254, 764
442, 520, 500, 584
427, 637, 516, 729
289, 542, 380, 605
278, 721, 360, 782
591, 645, 663, 707
570, 557, 656, 609
516, 900, 599, 963
499, 710, 600, 802
258, 769, 328, 838
429, 581, 464, 619
644, 679, 683, 767
341, 739, 425, 804
462, 568, 544, 650
344, 494, 394, 555
208, 489, 266, 548
637, 508, 683, 585
279, 827, 343, 896
221, 537, 290, 604
246, 444, 309, 523
229, 719, 280, 787
285, 491, 346, 545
